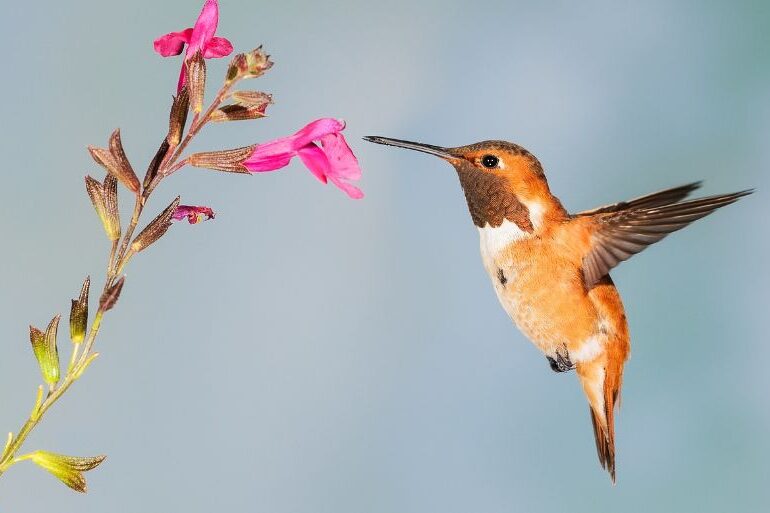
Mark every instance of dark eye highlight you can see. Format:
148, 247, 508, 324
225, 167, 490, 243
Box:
481, 155, 499, 169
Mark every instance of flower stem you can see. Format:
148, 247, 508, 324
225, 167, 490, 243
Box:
0, 86, 229, 479
164, 81, 234, 176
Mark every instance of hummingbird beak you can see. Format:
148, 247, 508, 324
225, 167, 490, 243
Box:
363, 136, 455, 159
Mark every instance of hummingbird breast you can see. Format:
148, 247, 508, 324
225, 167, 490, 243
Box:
478, 218, 611, 361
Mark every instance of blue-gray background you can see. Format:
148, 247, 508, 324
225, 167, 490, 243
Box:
0, 1, 767, 511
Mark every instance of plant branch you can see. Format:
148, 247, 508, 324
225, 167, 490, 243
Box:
163, 80, 235, 177
0, 43, 259, 489
0, 84, 228, 478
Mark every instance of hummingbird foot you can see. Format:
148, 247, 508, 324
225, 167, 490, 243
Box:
547, 349, 575, 373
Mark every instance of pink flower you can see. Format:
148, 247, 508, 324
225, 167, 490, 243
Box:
243, 118, 364, 199
173, 205, 215, 224
153, 0, 233, 91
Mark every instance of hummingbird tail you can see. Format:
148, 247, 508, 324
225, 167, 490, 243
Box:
579, 354, 624, 484
581, 276, 630, 484
589, 367, 622, 484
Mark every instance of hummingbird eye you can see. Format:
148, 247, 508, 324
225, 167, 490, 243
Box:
481, 155, 499, 169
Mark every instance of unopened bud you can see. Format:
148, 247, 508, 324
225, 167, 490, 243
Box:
226, 46, 273, 83
99, 277, 125, 312
69, 277, 90, 344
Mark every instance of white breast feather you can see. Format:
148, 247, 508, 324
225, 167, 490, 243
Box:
477, 201, 545, 261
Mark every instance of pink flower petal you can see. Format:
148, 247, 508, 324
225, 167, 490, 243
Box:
297, 143, 330, 184
203, 36, 234, 58
241, 118, 363, 198
153, 28, 193, 57
187, 0, 220, 56
173, 205, 216, 224
155, 1, 232, 92
320, 132, 362, 180
243, 151, 294, 172
290, 118, 346, 149
244, 134, 297, 165
329, 176, 365, 199
176, 62, 188, 92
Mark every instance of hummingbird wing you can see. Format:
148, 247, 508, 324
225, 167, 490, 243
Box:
574, 181, 702, 216
581, 189, 752, 288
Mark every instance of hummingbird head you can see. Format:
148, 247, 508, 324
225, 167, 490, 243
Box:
364, 136, 562, 229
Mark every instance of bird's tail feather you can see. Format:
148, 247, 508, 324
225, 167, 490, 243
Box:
579, 355, 623, 483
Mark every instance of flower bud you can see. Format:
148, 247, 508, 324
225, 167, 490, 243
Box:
69, 277, 90, 344
99, 277, 125, 312
173, 205, 215, 224
226, 46, 273, 82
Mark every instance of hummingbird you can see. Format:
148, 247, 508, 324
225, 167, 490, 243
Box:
364, 135, 752, 482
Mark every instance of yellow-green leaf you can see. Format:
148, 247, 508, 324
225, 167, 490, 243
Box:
29, 315, 60, 386
24, 450, 106, 493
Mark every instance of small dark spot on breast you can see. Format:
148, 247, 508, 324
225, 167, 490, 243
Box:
497, 268, 507, 286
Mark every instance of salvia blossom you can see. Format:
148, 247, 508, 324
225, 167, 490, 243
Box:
154, 0, 233, 91
243, 118, 364, 199
173, 205, 216, 224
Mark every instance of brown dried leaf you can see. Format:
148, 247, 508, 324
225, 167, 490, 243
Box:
168, 87, 190, 146
108, 129, 140, 193
230, 91, 272, 108
85, 176, 119, 241
88, 138, 139, 195
102, 175, 120, 240
188, 145, 256, 173
87, 146, 115, 173
99, 277, 125, 312
144, 139, 170, 190
130, 197, 180, 253
209, 105, 268, 123
84, 175, 105, 218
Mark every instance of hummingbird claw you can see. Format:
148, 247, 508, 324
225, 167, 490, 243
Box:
547, 349, 575, 373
